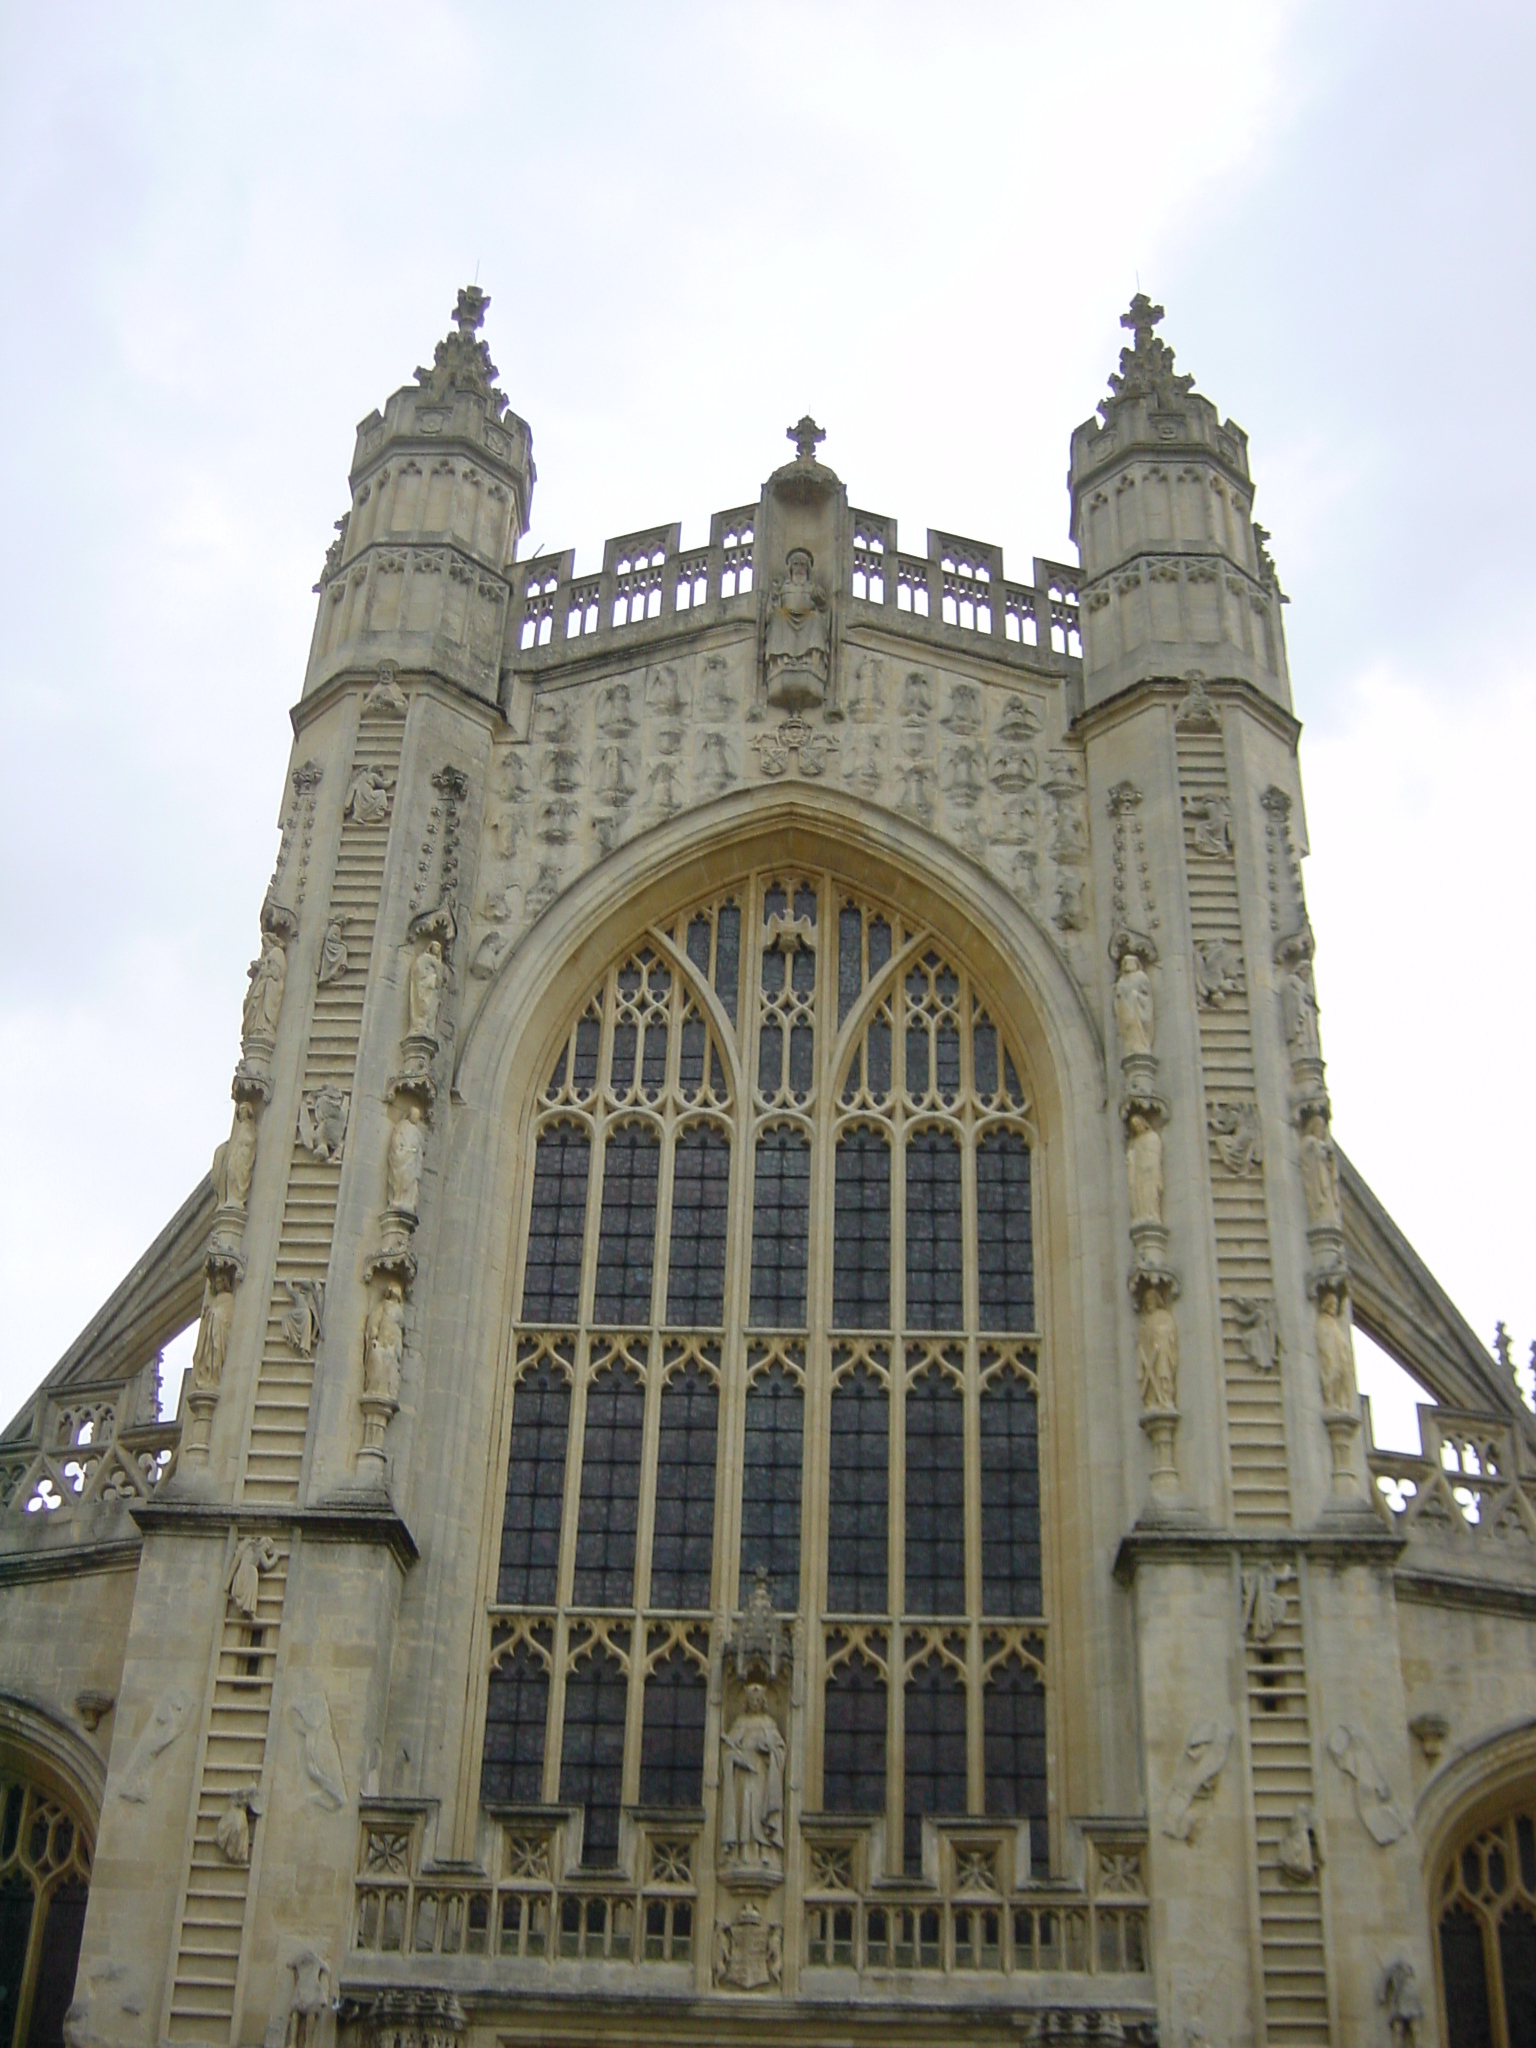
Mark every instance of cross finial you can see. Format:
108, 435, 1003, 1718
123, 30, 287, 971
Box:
787, 414, 826, 462
454, 285, 490, 336
1121, 293, 1164, 354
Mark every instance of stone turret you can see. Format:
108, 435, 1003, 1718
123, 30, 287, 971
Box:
1069, 296, 1289, 712
305, 287, 535, 706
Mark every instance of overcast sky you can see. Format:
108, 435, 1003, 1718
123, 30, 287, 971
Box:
2, 1, 1531, 1444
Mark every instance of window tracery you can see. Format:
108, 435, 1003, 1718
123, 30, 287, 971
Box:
480, 872, 1045, 1890
1436, 1798, 1536, 2048
0, 1770, 93, 2048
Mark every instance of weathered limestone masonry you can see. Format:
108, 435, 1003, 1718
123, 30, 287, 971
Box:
3, 289, 1535, 2048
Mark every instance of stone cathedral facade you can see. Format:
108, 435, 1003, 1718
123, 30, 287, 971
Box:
2, 291, 1534, 2048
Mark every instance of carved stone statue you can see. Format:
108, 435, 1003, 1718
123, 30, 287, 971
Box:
386, 1105, 426, 1215
242, 933, 287, 1045
364, 1282, 406, 1403
213, 1101, 259, 1210
1327, 1723, 1408, 1845
1282, 958, 1321, 1059
280, 1278, 325, 1358
1161, 1717, 1232, 1840
344, 767, 390, 824
408, 940, 445, 1038
1299, 1113, 1341, 1228
1114, 952, 1154, 1058
1380, 1958, 1425, 2046
1126, 1113, 1163, 1227
764, 548, 831, 710
226, 1534, 280, 1621
215, 1790, 258, 1866
719, 1683, 786, 1869
281, 1943, 333, 2048
1315, 1286, 1357, 1412
191, 1283, 234, 1392
297, 1085, 350, 1162
1137, 1286, 1179, 1411
316, 919, 349, 987
116, 1686, 193, 1803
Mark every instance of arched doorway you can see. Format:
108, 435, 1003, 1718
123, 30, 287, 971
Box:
1434, 1792, 1536, 2048
0, 1767, 92, 2048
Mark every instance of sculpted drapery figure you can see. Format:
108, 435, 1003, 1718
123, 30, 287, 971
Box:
364, 1282, 406, 1403
1114, 951, 1155, 1059
719, 1683, 786, 1868
1126, 1112, 1164, 1227
386, 1105, 426, 1215
242, 933, 287, 1044
317, 919, 349, 987
1315, 1286, 1357, 1413
214, 1101, 259, 1210
1136, 1287, 1179, 1411
1282, 957, 1321, 1060
408, 939, 445, 1038
1298, 1113, 1341, 1229
764, 548, 831, 710
191, 1282, 234, 1392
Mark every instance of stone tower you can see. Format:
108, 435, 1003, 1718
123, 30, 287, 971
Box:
2, 289, 1532, 2048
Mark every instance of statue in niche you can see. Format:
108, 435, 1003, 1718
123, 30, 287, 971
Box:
364, 1282, 406, 1403
1136, 1285, 1179, 1411
764, 549, 831, 710
699, 654, 736, 721
386, 1105, 426, 1215
297, 1085, 350, 1162
1282, 957, 1322, 1059
1114, 952, 1155, 1057
1126, 1112, 1164, 1227
1186, 791, 1233, 859
1315, 1285, 1357, 1413
719, 1683, 786, 1869
213, 1101, 259, 1210
316, 919, 349, 987
408, 939, 445, 1039
1299, 1113, 1341, 1228
242, 933, 287, 1045
344, 767, 391, 824
226, 1534, 280, 1621
191, 1282, 234, 1392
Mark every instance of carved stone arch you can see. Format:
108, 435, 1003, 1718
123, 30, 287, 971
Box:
1416, 1713, 1536, 1879
0, 1692, 100, 2048
0, 1689, 107, 1820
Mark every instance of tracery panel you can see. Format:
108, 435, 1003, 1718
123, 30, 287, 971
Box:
1436, 1800, 1536, 2047
483, 873, 1049, 1900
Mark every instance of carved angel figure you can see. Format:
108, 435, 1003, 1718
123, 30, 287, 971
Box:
1193, 937, 1242, 1008
764, 548, 831, 710
191, 1283, 234, 1393
1136, 1288, 1179, 1412
227, 1534, 280, 1621
290, 1696, 347, 1812
1126, 1113, 1164, 1228
1315, 1286, 1357, 1412
1186, 792, 1233, 859
316, 919, 349, 987
364, 1282, 406, 1402
1283, 959, 1322, 1059
297, 1085, 350, 1162
1161, 1718, 1232, 1840
408, 940, 445, 1039
283, 1945, 334, 2048
212, 1101, 259, 1211
386, 1105, 426, 1215
719, 1684, 786, 1868
242, 934, 287, 1045
280, 1278, 325, 1359
1278, 1804, 1316, 1883
1327, 1723, 1408, 1845
1114, 953, 1155, 1058
344, 767, 391, 824
117, 1687, 192, 1803
1299, 1114, 1341, 1228
215, 1792, 255, 1866
1209, 1101, 1263, 1177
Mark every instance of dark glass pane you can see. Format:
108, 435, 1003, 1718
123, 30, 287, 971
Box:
640, 973, 670, 1099
758, 1019, 783, 1097
788, 1020, 814, 1097
0, 1882, 34, 2048
560, 1649, 628, 1865
650, 1365, 718, 1610
866, 1018, 891, 1098
904, 1660, 967, 1872
838, 906, 863, 1024
740, 1364, 803, 1602
833, 1129, 890, 1329
905, 1132, 963, 1329
593, 1127, 659, 1324
573, 1369, 645, 1606
572, 1014, 601, 1095
976, 1131, 1034, 1331
611, 1021, 638, 1094
905, 1370, 966, 1612
666, 1127, 730, 1326
868, 918, 892, 977
973, 1017, 999, 1098
1003, 1052, 1024, 1105
26, 1880, 88, 2048
481, 1642, 550, 1805
498, 1361, 570, 1605
1520, 1814, 1536, 1892
686, 914, 712, 976
522, 1123, 590, 1324
793, 883, 818, 925
935, 1020, 961, 1103
984, 1659, 1048, 1874
639, 1652, 707, 1807
715, 904, 741, 1023
678, 1015, 707, 1098
827, 1369, 888, 1612
1501, 1902, 1536, 2048
823, 1659, 886, 1814
1440, 1905, 1494, 2048
906, 1021, 930, 1098
980, 1373, 1042, 1615
750, 1129, 809, 1327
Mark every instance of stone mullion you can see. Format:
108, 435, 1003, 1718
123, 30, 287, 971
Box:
800, 868, 834, 1815
626, 1326, 666, 1811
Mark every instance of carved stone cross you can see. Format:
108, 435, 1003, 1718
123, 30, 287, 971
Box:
1121, 293, 1164, 352
787, 414, 826, 462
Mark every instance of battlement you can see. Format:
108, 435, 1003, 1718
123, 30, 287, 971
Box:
509, 504, 1082, 679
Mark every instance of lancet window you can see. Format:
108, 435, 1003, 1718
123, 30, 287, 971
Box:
0, 1769, 93, 2048
481, 875, 1045, 1882
1435, 1797, 1536, 2048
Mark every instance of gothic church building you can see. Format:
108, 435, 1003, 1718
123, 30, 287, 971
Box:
2, 292, 1533, 2048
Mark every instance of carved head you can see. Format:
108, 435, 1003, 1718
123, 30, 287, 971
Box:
785, 547, 813, 582
235, 1102, 255, 1126
1304, 1112, 1328, 1140
1128, 1112, 1148, 1138
745, 1682, 767, 1714
1120, 952, 1141, 977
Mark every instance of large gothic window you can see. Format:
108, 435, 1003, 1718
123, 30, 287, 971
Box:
1436, 1798, 1536, 2048
0, 1770, 93, 2048
481, 876, 1045, 1878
